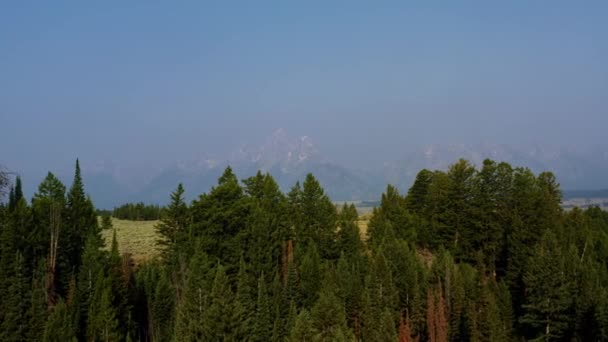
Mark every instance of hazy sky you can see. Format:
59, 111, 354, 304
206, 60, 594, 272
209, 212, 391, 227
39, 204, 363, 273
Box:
2, 1, 607, 179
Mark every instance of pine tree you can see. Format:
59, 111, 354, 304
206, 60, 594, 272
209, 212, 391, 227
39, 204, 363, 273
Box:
87, 273, 121, 342
0, 252, 31, 341
62, 159, 99, 295
520, 230, 575, 341
470, 159, 511, 274
243, 172, 290, 280
44, 299, 77, 342
368, 185, 416, 248
76, 232, 106, 336
14, 176, 23, 203
298, 173, 337, 259
28, 259, 49, 342
336, 253, 365, 338
151, 270, 174, 342
406, 169, 434, 214
108, 228, 131, 338
173, 250, 213, 341
310, 284, 354, 340
156, 183, 188, 265
232, 257, 255, 340
253, 273, 273, 342
289, 309, 315, 342
203, 264, 234, 340
31, 172, 66, 264
362, 250, 399, 342
299, 243, 322, 309
336, 203, 363, 257
189, 167, 249, 271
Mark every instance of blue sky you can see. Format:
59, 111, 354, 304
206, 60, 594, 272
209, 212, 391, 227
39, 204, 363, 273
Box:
1, 1, 607, 180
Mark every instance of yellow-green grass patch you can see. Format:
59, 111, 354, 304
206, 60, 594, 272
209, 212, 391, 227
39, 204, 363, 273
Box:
101, 217, 161, 264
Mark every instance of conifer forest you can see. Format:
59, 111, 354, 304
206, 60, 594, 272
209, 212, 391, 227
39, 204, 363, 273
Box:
2, 158, 608, 342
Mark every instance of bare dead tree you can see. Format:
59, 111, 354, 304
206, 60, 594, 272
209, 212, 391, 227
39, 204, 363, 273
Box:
47, 201, 61, 309
0, 166, 13, 199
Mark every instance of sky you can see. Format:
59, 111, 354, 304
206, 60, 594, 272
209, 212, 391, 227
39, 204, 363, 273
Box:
1, 1, 607, 182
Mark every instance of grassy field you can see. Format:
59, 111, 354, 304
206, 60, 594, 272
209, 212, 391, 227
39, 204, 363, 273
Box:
101, 217, 160, 264
357, 212, 371, 239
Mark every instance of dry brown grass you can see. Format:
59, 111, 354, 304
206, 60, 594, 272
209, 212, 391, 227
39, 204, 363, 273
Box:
357, 212, 373, 240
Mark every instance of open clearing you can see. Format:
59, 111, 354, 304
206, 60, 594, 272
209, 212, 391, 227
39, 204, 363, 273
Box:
101, 217, 160, 264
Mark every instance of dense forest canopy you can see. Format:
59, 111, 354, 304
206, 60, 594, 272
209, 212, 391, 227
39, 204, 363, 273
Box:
112, 202, 164, 221
1, 158, 608, 341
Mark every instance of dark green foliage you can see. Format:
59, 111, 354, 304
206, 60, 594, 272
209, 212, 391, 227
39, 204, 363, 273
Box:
173, 250, 214, 340
337, 203, 364, 257
44, 299, 77, 342
189, 167, 250, 272
243, 172, 290, 279
299, 243, 323, 309
61, 159, 100, 295
3, 158, 608, 341
232, 257, 255, 340
309, 284, 354, 340
86, 272, 121, 341
151, 270, 174, 341
293, 174, 338, 259
253, 273, 273, 341
0, 252, 30, 341
203, 264, 235, 340
520, 231, 576, 341
28, 259, 49, 342
31, 172, 66, 263
290, 309, 315, 341
156, 183, 188, 265
368, 185, 416, 247
113, 202, 163, 221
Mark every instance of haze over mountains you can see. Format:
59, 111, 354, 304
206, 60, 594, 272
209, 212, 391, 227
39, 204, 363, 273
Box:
24, 129, 604, 209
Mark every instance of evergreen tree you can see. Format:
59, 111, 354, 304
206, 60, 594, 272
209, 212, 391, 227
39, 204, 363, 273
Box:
203, 264, 234, 340
298, 174, 337, 259
232, 257, 255, 340
31, 172, 66, 263
44, 299, 77, 342
156, 183, 188, 265
289, 309, 315, 342
76, 232, 106, 339
336, 203, 363, 257
173, 250, 214, 341
190, 167, 249, 272
0, 252, 30, 341
520, 230, 575, 341
253, 273, 273, 341
87, 273, 121, 342
243, 172, 290, 279
406, 169, 434, 214
61, 159, 99, 295
28, 259, 49, 342
310, 284, 354, 341
151, 270, 174, 342
299, 243, 322, 309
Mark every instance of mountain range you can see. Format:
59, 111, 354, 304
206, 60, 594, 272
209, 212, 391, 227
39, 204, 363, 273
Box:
66, 130, 608, 209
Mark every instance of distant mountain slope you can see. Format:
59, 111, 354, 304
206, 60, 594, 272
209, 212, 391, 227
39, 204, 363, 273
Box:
74, 135, 608, 208
132, 129, 377, 204
383, 143, 608, 194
